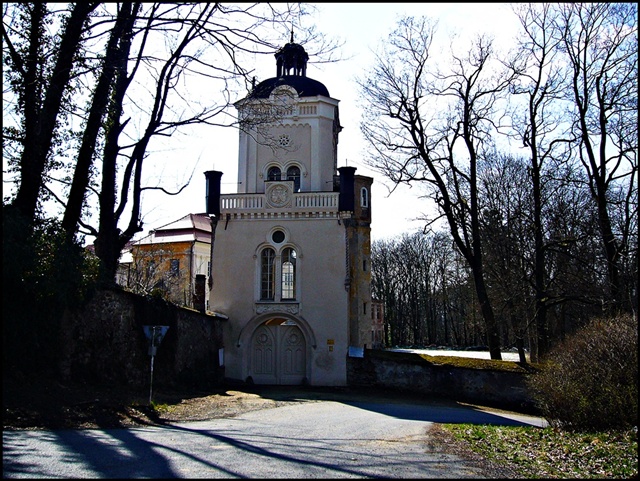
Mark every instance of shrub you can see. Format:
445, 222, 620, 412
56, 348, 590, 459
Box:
3, 207, 100, 379
528, 314, 638, 431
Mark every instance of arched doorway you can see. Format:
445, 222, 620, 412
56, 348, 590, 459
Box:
250, 318, 306, 385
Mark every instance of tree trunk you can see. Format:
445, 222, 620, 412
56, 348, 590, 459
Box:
62, 2, 135, 242
469, 259, 502, 360
93, 3, 142, 283
12, 3, 99, 225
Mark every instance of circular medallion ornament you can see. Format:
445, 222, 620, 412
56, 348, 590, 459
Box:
267, 183, 291, 208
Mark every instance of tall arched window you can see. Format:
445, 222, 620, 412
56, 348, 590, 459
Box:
281, 248, 297, 299
360, 187, 369, 208
267, 166, 281, 181
286, 166, 301, 192
260, 248, 276, 300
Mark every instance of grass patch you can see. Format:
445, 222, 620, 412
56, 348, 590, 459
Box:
149, 401, 171, 413
371, 349, 540, 372
443, 424, 638, 478
418, 354, 537, 372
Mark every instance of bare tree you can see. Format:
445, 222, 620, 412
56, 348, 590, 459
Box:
542, 166, 606, 328
60, 2, 140, 244
371, 237, 407, 346
372, 229, 489, 349
4, 3, 341, 281
506, 3, 576, 360
359, 16, 517, 359
555, 3, 638, 313
478, 153, 534, 357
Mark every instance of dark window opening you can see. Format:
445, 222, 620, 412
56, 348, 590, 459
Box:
287, 166, 301, 192
170, 259, 180, 277
260, 248, 276, 300
267, 166, 281, 181
281, 248, 297, 299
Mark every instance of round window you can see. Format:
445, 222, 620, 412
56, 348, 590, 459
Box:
278, 134, 290, 147
272, 230, 285, 243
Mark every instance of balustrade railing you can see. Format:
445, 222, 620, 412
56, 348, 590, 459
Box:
220, 192, 338, 213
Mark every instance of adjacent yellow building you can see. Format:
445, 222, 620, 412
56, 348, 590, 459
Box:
118, 214, 212, 310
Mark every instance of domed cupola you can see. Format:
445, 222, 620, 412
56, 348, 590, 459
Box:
249, 31, 330, 99
276, 31, 309, 77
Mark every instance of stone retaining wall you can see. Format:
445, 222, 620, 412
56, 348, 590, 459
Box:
59, 287, 225, 390
347, 349, 539, 413
56, 288, 537, 412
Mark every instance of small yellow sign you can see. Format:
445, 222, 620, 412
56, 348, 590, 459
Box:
327, 339, 335, 345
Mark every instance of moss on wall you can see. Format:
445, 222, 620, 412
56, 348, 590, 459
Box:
348, 349, 542, 413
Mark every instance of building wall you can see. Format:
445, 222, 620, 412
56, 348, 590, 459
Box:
236, 96, 339, 194
211, 41, 371, 387
347, 175, 374, 350
127, 240, 210, 309
255, 124, 312, 191
210, 215, 350, 386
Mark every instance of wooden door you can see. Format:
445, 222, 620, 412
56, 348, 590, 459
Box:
250, 324, 277, 384
249, 321, 306, 385
278, 324, 306, 385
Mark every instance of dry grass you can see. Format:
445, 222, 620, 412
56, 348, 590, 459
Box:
443, 423, 638, 478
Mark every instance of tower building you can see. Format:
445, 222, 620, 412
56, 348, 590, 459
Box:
206, 35, 373, 386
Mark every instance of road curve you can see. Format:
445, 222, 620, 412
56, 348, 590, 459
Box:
3, 397, 546, 478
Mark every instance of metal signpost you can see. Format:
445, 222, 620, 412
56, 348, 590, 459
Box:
142, 325, 169, 405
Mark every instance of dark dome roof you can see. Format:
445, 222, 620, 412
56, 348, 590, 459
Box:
249, 75, 330, 99
245, 34, 330, 100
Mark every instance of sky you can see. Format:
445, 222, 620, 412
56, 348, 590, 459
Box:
4, 3, 521, 244
137, 3, 522, 243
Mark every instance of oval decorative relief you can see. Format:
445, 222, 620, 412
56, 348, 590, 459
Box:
266, 183, 291, 208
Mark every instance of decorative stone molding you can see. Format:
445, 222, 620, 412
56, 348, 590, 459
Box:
255, 302, 299, 314
266, 182, 292, 208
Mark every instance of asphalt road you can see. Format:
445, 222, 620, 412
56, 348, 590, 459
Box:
3, 398, 546, 479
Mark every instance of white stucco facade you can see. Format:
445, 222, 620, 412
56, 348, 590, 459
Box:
207, 38, 372, 386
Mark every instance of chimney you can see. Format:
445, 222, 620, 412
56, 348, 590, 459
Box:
194, 274, 206, 312
204, 170, 223, 217
338, 166, 356, 212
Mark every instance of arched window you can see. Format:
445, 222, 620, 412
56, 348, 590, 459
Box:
286, 166, 301, 192
257, 243, 298, 302
260, 248, 276, 300
281, 248, 297, 299
360, 187, 369, 208
267, 166, 281, 181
